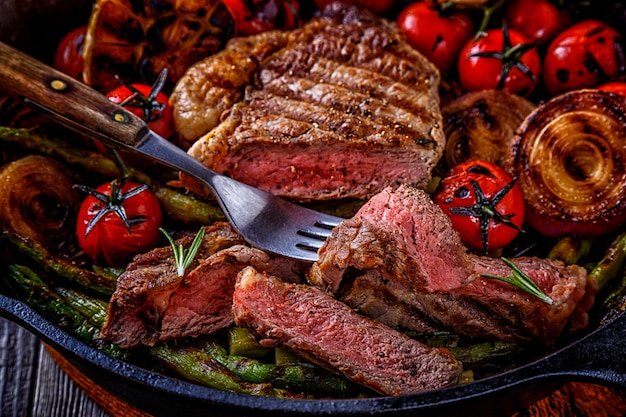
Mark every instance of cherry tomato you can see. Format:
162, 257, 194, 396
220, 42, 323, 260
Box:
222, 0, 300, 35
54, 26, 87, 80
397, 1, 474, 75
76, 179, 163, 266
597, 81, 626, 97
434, 160, 525, 254
504, 0, 571, 45
458, 24, 541, 96
105, 80, 175, 139
543, 20, 626, 96
313, 0, 394, 15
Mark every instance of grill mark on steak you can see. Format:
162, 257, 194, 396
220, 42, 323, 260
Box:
309, 185, 594, 346
175, 3, 444, 201
233, 266, 463, 396
252, 77, 434, 142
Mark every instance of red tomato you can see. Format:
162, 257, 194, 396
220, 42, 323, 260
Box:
76, 179, 163, 266
54, 26, 87, 80
458, 25, 541, 96
313, 0, 394, 14
222, 0, 300, 35
434, 160, 525, 254
397, 1, 474, 75
504, 0, 571, 45
105, 82, 174, 139
543, 20, 626, 96
597, 81, 626, 97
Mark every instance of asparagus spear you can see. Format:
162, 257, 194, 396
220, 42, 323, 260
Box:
149, 344, 304, 398
449, 341, 521, 367
547, 236, 593, 266
590, 231, 626, 291
55, 286, 109, 328
0, 126, 151, 183
3, 264, 127, 358
202, 339, 360, 397
227, 326, 273, 358
154, 187, 226, 225
0, 126, 226, 225
0, 229, 117, 297
4, 264, 94, 340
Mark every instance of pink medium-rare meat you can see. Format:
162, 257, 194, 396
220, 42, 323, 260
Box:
308, 185, 594, 345
101, 223, 306, 349
101, 223, 244, 348
232, 266, 463, 396
171, 2, 445, 201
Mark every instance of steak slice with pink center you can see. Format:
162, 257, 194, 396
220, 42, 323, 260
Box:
309, 185, 596, 345
232, 266, 463, 396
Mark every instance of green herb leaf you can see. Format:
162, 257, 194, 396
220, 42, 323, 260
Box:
481, 257, 553, 305
160, 227, 206, 277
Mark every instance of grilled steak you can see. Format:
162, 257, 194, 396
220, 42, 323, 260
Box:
171, 2, 445, 201
232, 266, 463, 396
101, 223, 305, 348
309, 185, 595, 345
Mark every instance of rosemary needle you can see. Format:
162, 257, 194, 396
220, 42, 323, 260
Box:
481, 257, 554, 305
160, 227, 206, 277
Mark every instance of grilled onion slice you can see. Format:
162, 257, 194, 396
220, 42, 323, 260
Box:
0, 155, 81, 252
503, 89, 626, 237
439, 89, 535, 174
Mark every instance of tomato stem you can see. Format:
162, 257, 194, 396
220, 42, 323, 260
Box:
448, 178, 524, 254
75, 179, 149, 237
469, 23, 537, 90
113, 68, 168, 124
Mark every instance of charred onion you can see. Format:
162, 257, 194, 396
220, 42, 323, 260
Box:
503, 89, 626, 237
0, 155, 81, 252
439, 89, 535, 174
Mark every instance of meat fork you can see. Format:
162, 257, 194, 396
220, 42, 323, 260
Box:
0, 41, 343, 262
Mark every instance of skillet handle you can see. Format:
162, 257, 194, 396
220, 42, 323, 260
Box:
517, 312, 626, 389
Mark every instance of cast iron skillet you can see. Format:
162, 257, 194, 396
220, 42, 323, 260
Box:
0, 291, 625, 416
1, 1, 626, 415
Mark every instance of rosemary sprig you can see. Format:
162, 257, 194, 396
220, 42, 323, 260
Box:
481, 257, 554, 305
160, 227, 206, 277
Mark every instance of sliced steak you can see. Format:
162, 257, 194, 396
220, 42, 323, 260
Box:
309, 185, 594, 345
172, 2, 445, 201
160, 245, 304, 341
101, 223, 306, 348
232, 266, 463, 396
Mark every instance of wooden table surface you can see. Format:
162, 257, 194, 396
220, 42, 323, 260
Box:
0, 318, 109, 417
2, 316, 626, 417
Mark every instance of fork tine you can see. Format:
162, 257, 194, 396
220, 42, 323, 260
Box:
294, 215, 343, 257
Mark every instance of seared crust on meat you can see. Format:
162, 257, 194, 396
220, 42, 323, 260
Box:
233, 266, 463, 396
172, 2, 445, 201
309, 185, 594, 345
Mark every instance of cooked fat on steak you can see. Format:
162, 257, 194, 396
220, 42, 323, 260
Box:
308, 185, 596, 346
232, 266, 463, 396
171, 2, 445, 201
101, 223, 306, 349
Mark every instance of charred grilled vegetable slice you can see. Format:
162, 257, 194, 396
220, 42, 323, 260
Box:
82, 0, 235, 92
439, 89, 535, 174
0, 155, 81, 253
503, 89, 626, 237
